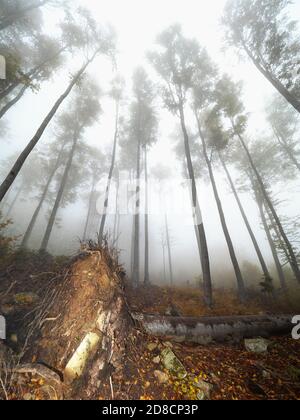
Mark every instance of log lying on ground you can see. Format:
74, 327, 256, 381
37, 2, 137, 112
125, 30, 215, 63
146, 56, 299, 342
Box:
132, 313, 294, 344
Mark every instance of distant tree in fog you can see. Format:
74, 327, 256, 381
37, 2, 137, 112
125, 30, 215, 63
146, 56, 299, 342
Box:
98, 75, 124, 242
83, 148, 106, 241
0, 1, 67, 32
197, 109, 246, 302
223, 0, 300, 113
234, 136, 297, 290
124, 68, 157, 287
0, 7, 116, 120
215, 76, 300, 284
149, 25, 213, 307
0, 16, 116, 202
39, 78, 102, 251
214, 134, 273, 285
266, 95, 300, 172
0, 151, 44, 220
152, 165, 174, 287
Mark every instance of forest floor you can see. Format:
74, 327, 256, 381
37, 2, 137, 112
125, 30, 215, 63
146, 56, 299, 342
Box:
0, 251, 299, 400
126, 283, 300, 317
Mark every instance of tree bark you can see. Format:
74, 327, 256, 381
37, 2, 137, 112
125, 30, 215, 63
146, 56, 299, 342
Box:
241, 40, 300, 114
179, 104, 212, 307
264, 203, 295, 276
144, 147, 150, 285
272, 126, 300, 172
219, 152, 271, 281
21, 140, 66, 248
0, 51, 99, 203
112, 172, 120, 246
83, 177, 97, 242
0, 0, 49, 31
255, 190, 287, 291
165, 214, 174, 287
40, 132, 79, 252
236, 130, 300, 283
4, 183, 23, 219
196, 116, 246, 302
98, 101, 119, 242
0, 84, 27, 120
134, 313, 293, 344
132, 134, 141, 288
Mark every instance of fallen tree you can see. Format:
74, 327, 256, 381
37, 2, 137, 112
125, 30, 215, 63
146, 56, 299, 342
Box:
0, 245, 296, 399
132, 313, 294, 344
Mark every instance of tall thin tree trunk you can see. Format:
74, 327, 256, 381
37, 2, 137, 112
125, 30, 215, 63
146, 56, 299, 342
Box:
144, 146, 150, 285
179, 104, 212, 307
98, 101, 119, 242
0, 84, 27, 120
0, 0, 48, 31
112, 172, 120, 246
21, 143, 65, 248
236, 130, 300, 283
196, 116, 246, 301
4, 183, 23, 219
264, 203, 294, 275
241, 40, 300, 114
40, 133, 79, 252
0, 51, 100, 203
272, 126, 300, 172
165, 214, 174, 287
255, 191, 287, 291
83, 177, 97, 242
132, 134, 141, 288
219, 152, 271, 281
162, 241, 167, 284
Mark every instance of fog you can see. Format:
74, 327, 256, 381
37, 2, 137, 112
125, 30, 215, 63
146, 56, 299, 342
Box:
1, 0, 300, 290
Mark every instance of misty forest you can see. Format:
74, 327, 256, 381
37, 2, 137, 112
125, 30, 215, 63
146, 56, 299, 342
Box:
0, 0, 300, 401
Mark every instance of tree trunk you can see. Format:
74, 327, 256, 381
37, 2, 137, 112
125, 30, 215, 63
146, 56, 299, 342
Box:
264, 203, 294, 276
0, 84, 27, 120
134, 313, 293, 344
179, 104, 212, 307
162, 241, 167, 284
40, 133, 79, 252
165, 214, 174, 287
0, 0, 49, 31
132, 135, 141, 288
196, 116, 246, 302
0, 51, 99, 203
0, 46, 66, 104
112, 172, 120, 246
144, 147, 150, 285
4, 183, 23, 219
255, 191, 287, 291
219, 152, 271, 281
21, 143, 65, 248
242, 40, 300, 114
98, 101, 119, 242
236, 130, 300, 283
83, 177, 96, 242
272, 126, 300, 172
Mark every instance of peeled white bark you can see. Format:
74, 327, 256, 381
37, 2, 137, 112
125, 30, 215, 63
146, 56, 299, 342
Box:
64, 332, 102, 384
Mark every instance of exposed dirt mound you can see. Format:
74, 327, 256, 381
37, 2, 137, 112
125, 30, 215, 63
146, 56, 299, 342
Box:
0, 245, 131, 400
